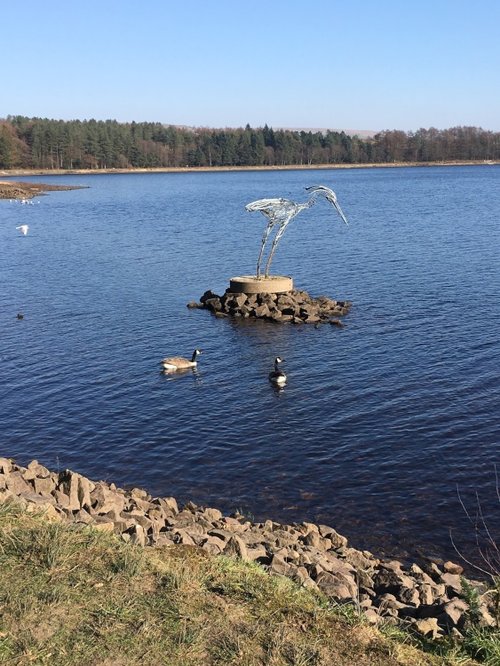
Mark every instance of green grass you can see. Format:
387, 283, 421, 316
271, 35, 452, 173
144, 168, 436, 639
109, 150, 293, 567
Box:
0, 502, 495, 665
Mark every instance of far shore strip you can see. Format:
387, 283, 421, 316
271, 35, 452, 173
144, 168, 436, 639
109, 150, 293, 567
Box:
1, 160, 497, 199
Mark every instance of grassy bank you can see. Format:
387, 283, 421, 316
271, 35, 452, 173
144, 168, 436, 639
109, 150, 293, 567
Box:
1, 503, 497, 666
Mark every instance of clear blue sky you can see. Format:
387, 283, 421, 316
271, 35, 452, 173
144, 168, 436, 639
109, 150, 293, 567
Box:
3, 0, 500, 132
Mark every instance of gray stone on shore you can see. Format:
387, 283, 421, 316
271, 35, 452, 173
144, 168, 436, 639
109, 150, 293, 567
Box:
194, 288, 352, 325
0, 457, 496, 639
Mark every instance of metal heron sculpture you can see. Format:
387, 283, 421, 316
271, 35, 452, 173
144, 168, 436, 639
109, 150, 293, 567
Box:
245, 185, 349, 278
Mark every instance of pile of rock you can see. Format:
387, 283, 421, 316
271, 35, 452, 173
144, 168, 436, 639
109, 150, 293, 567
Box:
0, 457, 496, 639
188, 289, 352, 325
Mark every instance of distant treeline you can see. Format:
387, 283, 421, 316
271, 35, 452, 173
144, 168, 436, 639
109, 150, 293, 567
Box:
1, 115, 499, 170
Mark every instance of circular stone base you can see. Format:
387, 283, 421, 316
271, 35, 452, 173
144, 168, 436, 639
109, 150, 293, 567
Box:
229, 275, 293, 294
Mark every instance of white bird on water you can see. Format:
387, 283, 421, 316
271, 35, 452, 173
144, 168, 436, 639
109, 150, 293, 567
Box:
16, 225, 29, 235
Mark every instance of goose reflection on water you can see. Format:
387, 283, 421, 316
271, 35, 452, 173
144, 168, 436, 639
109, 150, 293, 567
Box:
160, 366, 203, 385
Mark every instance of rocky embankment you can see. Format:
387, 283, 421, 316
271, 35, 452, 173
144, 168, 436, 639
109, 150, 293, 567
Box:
189, 289, 352, 325
0, 458, 496, 640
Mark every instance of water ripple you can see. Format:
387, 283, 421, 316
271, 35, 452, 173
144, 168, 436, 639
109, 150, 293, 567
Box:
1, 166, 499, 569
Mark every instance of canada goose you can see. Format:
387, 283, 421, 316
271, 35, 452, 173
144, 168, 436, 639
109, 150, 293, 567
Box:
269, 356, 287, 386
16, 313, 24, 320
16, 225, 29, 235
161, 348, 202, 371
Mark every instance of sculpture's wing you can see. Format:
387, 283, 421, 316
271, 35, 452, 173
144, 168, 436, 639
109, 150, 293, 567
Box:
245, 198, 294, 223
245, 198, 287, 212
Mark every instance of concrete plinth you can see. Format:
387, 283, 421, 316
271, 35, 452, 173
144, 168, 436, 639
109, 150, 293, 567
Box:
229, 275, 293, 294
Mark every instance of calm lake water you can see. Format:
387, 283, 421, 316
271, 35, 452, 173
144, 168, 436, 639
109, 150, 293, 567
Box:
1, 166, 499, 570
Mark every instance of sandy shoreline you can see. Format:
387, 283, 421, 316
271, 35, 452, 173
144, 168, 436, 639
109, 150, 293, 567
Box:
0, 159, 498, 179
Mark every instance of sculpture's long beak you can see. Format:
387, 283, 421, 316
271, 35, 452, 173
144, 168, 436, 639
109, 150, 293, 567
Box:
331, 199, 349, 226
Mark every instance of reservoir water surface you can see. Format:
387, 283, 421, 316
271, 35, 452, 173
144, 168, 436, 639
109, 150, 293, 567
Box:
1, 165, 499, 569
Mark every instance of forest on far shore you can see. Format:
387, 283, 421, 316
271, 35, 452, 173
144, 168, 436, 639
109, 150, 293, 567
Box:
1, 115, 499, 170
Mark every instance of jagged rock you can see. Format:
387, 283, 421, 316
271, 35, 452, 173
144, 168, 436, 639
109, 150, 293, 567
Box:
90, 483, 125, 516
54, 489, 71, 509
23, 460, 51, 480
24, 499, 61, 521
477, 603, 498, 628
439, 598, 469, 627
443, 561, 464, 575
205, 297, 222, 312
5, 471, 32, 496
0, 488, 16, 504
317, 524, 348, 549
423, 561, 443, 580
201, 536, 225, 555
33, 476, 57, 495
78, 476, 94, 510
409, 563, 434, 585
269, 554, 295, 577
381, 560, 404, 574
372, 569, 416, 595
129, 524, 147, 546
152, 496, 179, 516
440, 573, 462, 596
173, 528, 196, 546
0, 458, 13, 474
341, 547, 377, 571
364, 608, 382, 625
93, 518, 115, 533
253, 303, 271, 318
222, 516, 250, 532
245, 544, 269, 562
223, 535, 250, 561
126, 510, 153, 531
316, 571, 357, 601
200, 289, 218, 304
20, 491, 56, 507
74, 509, 94, 524
130, 487, 149, 500
419, 583, 437, 606
398, 586, 421, 606
413, 617, 443, 639
58, 472, 80, 511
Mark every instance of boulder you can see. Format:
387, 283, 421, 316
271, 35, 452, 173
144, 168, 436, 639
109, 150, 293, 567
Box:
223, 535, 250, 561
413, 617, 443, 640
33, 476, 57, 496
439, 598, 469, 628
90, 482, 126, 516
317, 524, 348, 548
316, 570, 357, 601
443, 561, 464, 575
23, 460, 51, 480
440, 573, 462, 596
5, 471, 32, 496
0, 458, 13, 474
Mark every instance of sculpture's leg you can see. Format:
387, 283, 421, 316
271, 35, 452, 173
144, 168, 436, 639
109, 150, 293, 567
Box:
264, 223, 288, 277
256, 223, 273, 278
